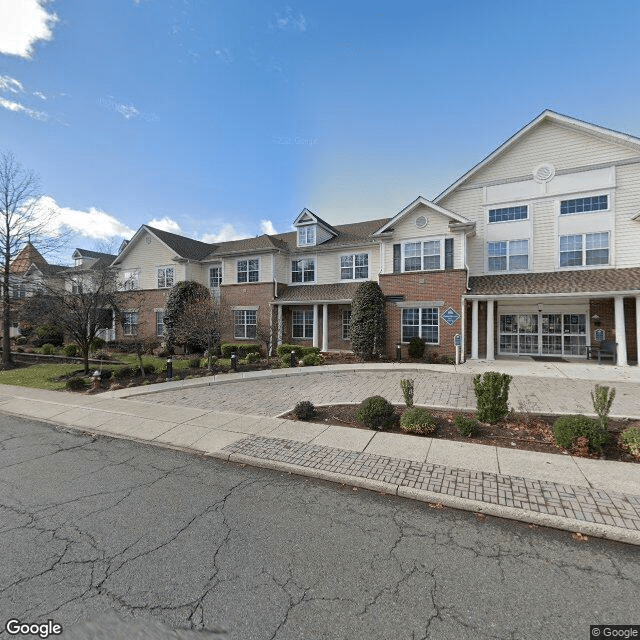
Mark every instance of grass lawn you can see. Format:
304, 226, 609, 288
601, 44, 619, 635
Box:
0, 363, 84, 390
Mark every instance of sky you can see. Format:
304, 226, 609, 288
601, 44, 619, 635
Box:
1, 0, 639, 263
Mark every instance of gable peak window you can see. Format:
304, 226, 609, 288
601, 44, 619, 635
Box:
298, 225, 316, 247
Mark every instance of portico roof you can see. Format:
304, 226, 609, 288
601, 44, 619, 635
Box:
468, 268, 640, 297
274, 282, 360, 304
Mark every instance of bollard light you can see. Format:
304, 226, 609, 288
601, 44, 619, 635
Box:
166, 356, 173, 379
231, 353, 238, 371
290, 349, 297, 368
92, 370, 101, 391
396, 343, 402, 362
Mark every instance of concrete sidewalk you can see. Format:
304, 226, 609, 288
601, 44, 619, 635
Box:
0, 361, 639, 546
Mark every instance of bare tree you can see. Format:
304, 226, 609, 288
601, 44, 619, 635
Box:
25, 266, 120, 374
0, 152, 57, 365
176, 297, 226, 370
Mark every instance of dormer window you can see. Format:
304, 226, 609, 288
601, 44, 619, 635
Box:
298, 226, 316, 246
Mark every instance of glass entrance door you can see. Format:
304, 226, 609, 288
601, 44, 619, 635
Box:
499, 312, 587, 357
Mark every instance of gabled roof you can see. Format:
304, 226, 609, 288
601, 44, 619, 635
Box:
113, 225, 214, 264
373, 196, 473, 235
292, 208, 339, 236
10, 242, 48, 275
434, 109, 640, 203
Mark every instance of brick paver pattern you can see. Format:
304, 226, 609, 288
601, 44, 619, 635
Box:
223, 435, 640, 532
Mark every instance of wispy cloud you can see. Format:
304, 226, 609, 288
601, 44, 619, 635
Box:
214, 48, 234, 65
147, 217, 181, 234
0, 75, 24, 94
260, 220, 277, 235
0, 96, 49, 121
35, 196, 136, 240
201, 224, 246, 243
100, 96, 159, 122
270, 6, 308, 32
33, 91, 47, 100
0, 0, 58, 59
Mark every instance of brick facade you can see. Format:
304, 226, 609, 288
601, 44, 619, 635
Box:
379, 270, 467, 359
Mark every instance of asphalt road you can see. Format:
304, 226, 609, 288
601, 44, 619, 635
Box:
0, 413, 638, 640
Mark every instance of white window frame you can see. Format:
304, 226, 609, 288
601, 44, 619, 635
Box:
298, 226, 316, 247
157, 266, 175, 289
340, 253, 369, 280
342, 310, 351, 340
234, 309, 257, 339
401, 307, 439, 345
559, 232, 610, 268
560, 194, 609, 216
401, 238, 443, 272
122, 269, 140, 291
291, 257, 316, 283
487, 239, 529, 272
292, 309, 314, 339
123, 311, 139, 336
155, 309, 164, 337
209, 265, 222, 288
237, 258, 259, 283
488, 205, 529, 224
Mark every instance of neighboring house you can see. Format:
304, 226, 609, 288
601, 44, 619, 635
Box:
111, 110, 640, 365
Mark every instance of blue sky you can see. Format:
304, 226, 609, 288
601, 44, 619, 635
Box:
1, 0, 639, 262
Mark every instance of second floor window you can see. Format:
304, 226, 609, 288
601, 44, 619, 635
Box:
560, 232, 609, 267
340, 253, 368, 280
71, 282, 83, 294
292, 258, 315, 283
11, 283, 26, 299
488, 205, 528, 223
123, 270, 140, 290
404, 240, 441, 272
487, 239, 529, 271
209, 266, 222, 287
123, 311, 139, 336
157, 266, 174, 288
237, 259, 259, 283
560, 195, 608, 215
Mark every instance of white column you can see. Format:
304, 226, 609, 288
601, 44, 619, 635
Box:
486, 298, 495, 361
471, 299, 479, 360
277, 304, 283, 347
636, 296, 640, 366
322, 304, 329, 352
312, 304, 319, 348
614, 295, 627, 366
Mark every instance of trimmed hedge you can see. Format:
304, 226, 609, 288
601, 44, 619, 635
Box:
356, 396, 395, 431
276, 343, 320, 358
473, 372, 512, 424
408, 337, 425, 359
220, 343, 262, 358
552, 415, 609, 452
454, 415, 478, 437
399, 407, 436, 435
294, 401, 316, 420
301, 352, 325, 366
621, 426, 640, 457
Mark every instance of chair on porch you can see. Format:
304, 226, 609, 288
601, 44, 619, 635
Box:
586, 340, 618, 364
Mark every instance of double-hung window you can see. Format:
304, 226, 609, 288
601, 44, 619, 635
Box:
237, 259, 259, 283
291, 258, 315, 283
560, 232, 609, 267
560, 195, 608, 215
123, 270, 140, 290
403, 240, 441, 272
292, 309, 314, 339
488, 205, 528, 223
342, 310, 351, 340
341, 253, 369, 280
157, 266, 174, 289
155, 310, 165, 337
402, 308, 439, 344
209, 266, 222, 287
298, 226, 316, 246
234, 310, 257, 339
123, 312, 139, 336
487, 239, 529, 271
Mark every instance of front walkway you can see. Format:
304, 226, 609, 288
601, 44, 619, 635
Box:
0, 359, 638, 545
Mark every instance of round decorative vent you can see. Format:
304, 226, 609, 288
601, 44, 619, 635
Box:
533, 163, 555, 183
415, 215, 428, 228
145, 236, 152, 245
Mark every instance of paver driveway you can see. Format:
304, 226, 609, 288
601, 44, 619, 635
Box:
148, 369, 640, 419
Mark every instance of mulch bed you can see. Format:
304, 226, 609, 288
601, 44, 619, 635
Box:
283, 404, 639, 464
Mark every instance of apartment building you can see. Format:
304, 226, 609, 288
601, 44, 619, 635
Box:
105, 110, 640, 365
